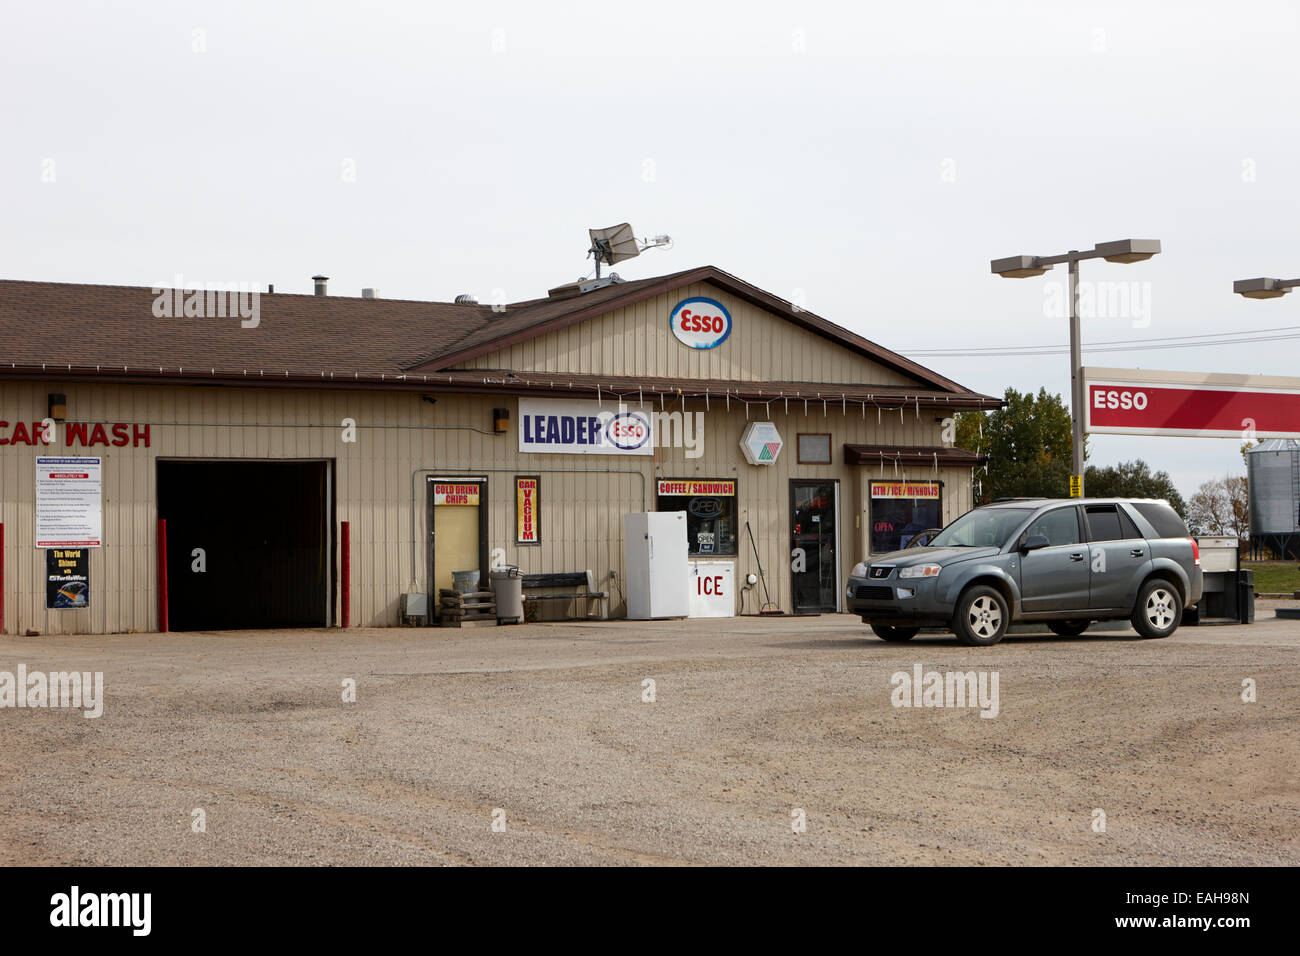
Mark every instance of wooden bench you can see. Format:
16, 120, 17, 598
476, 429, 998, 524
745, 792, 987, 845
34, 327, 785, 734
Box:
521, 571, 608, 620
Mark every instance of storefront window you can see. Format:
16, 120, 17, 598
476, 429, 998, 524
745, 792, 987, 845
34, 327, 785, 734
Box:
869, 480, 943, 553
656, 479, 738, 555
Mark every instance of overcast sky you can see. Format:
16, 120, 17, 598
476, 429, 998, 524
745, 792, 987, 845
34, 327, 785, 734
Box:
5, 0, 1298, 497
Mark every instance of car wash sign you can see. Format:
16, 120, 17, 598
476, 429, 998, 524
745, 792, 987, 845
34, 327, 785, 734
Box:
669, 297, 732, 350
519, 398, 654, 456
1084, 366, 1300, 439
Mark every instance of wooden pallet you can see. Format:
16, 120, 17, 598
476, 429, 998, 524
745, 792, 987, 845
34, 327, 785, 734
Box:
438, 588, 497, 627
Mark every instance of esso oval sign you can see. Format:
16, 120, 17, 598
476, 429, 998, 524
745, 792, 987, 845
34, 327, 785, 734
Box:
669, 297, 732, 350
605, 412, 651, 450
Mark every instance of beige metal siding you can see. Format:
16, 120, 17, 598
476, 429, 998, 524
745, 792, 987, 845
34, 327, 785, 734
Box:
3, 381, 969, 633
461, 282, 921, 387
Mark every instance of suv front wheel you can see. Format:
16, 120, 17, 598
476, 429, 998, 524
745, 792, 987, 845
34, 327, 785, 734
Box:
953, 585, 1009, 646
1132, 579, 1182, 639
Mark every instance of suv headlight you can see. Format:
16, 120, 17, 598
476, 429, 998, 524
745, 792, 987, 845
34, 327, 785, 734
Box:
850, 562, 868, 578
898, 564, 942, 579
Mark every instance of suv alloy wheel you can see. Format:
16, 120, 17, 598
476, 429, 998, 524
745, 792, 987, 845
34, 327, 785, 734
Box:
953, 585, 1009, 646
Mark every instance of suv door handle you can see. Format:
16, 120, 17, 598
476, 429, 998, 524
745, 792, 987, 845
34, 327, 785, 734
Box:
1130, 549, 1144, 557
1069, 553, 1085, 561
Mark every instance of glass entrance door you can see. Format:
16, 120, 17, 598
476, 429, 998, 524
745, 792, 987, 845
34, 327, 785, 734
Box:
790, 480, 839, 613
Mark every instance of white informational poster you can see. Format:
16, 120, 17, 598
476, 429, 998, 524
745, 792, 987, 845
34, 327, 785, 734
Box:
519, 398, 655, 457
688, 560, 735, 618
35, 457, 103, 547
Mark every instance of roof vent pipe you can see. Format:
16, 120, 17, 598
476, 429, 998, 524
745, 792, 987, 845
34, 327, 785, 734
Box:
362, 288, 379, 299
454, 294, 478, 304
312, 275, 329, 296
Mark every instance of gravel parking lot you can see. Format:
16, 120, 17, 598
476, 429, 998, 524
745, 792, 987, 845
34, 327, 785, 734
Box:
2, 607, 1297, 866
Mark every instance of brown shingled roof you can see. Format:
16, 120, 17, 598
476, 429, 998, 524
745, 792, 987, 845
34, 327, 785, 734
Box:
0, 267, 997, 406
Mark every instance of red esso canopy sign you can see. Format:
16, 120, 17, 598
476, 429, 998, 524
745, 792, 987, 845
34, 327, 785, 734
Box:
669, 297, 732, 350
1085, 367, 1300, 439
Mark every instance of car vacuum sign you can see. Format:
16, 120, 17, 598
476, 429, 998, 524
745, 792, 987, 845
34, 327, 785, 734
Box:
519, 398, 654, 456
669, 297, 732, 350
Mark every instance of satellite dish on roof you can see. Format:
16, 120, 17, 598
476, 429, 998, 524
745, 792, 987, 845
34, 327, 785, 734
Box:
586, 223, 673, 279
588, 223, 640, 274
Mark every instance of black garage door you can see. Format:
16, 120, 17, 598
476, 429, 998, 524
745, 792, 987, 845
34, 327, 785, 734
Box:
157, 460, 331, 630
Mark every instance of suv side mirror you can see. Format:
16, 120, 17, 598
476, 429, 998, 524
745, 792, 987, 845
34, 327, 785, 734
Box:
1020, 534, 1050, 554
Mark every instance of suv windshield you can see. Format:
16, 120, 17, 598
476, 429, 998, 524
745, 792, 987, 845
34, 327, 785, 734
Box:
928, 507, 1033, 549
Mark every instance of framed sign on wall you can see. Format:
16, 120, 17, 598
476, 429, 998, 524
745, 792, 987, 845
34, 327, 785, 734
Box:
515, 476, 541, 545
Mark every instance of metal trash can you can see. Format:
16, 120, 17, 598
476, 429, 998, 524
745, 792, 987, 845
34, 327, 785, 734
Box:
490, 566, 523, 624
1237, 569, 1256, 624
452, 569, 480, 594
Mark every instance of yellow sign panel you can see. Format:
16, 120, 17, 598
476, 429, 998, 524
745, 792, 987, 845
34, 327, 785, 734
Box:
516, 477, 540, 544
1069, 475, 1082, 498
870, 481, 940, 500
656, 479, 736, 496
433, 482, 480, 506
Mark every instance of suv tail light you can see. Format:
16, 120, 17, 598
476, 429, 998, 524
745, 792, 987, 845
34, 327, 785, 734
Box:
1189, 537, 1200, 566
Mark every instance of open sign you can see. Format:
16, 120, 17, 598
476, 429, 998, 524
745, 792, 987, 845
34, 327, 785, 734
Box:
669, 297, 732, 350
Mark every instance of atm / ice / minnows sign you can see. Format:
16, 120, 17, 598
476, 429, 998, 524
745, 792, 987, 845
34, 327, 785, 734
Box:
518, 399, 654, 456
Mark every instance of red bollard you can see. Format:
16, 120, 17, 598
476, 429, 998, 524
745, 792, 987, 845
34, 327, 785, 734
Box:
157, 518, 169, 632
340, 521, 351, 628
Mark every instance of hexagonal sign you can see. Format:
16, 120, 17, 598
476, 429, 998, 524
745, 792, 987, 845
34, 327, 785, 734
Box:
739, 421, 783, 466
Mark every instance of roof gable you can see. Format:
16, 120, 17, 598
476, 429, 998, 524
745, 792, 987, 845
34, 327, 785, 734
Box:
410, 266, 975, 394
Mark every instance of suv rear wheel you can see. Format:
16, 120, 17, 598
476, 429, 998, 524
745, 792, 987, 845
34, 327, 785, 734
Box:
871, 623, 919, 642
953, 585, 1009, 646
1132, 579, 1182, 639
1048, 619, 1090, 637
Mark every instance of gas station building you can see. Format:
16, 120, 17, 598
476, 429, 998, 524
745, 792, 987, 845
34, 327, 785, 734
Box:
0, 266, 998, 634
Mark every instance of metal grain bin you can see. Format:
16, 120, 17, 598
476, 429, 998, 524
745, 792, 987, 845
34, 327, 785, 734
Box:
1247, 439, 1300, 535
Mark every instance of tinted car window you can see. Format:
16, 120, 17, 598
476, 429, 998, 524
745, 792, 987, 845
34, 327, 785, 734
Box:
1025, 507, 1081, 547
1086, 505, 1141, 541
929, 508, 1033, 549
1133, 502, 1189, 539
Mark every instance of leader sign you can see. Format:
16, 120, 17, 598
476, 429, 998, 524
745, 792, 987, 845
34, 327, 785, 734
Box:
519, 398, 654, 456
1084, 366, 1300, 439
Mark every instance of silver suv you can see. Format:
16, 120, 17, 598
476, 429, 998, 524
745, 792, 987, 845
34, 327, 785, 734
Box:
846, 498, 1202, 646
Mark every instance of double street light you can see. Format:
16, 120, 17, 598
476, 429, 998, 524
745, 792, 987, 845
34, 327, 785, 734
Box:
990, 239, 1162, 499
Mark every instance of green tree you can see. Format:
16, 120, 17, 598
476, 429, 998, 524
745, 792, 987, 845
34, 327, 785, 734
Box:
955, 387, 1082, 505
1084, 460, 1187, 517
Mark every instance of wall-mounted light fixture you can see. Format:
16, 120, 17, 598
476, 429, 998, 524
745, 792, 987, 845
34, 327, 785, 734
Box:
493, 407, 510, 434
48, 393, 67, 423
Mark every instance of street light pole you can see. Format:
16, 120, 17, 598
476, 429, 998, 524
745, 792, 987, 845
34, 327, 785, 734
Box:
991, 239, 1161, 500
1069, 256, 1085, 494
